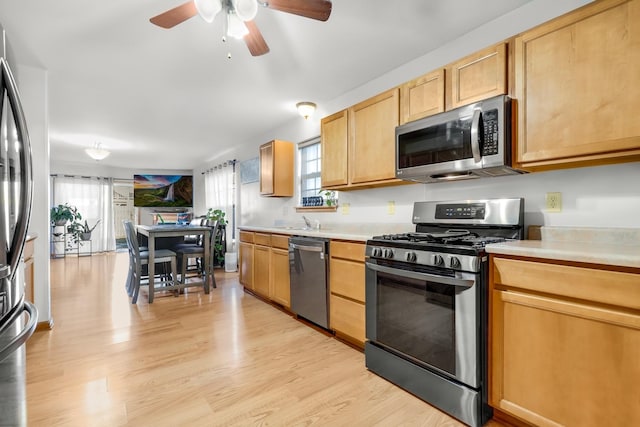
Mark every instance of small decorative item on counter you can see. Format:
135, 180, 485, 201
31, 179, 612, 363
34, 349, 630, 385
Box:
301, 196, 323, 207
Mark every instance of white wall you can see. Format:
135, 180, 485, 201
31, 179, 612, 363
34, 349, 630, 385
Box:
195, 0, 640, 234
17, 64, 51, 323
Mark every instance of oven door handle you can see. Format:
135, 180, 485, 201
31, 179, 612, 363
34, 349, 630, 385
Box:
366, 262, 474, 288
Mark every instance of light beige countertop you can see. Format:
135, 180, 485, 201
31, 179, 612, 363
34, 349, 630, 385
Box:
238, 223, 414, 242
486, 226, 640, 269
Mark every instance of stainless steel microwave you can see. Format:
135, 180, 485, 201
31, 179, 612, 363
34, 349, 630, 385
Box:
395, 94, 525, 183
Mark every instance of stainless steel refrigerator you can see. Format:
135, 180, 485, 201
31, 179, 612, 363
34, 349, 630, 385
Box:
0, 26, 38, 426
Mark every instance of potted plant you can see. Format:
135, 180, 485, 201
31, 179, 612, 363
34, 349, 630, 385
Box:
50, 203, 82, 226
318, 189, 338, 207
66, 219, 100, 246
206, 209, 228, 267
80, 219, 100, 241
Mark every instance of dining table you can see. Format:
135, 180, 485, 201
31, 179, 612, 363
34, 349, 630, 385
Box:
135, 224, 212, 302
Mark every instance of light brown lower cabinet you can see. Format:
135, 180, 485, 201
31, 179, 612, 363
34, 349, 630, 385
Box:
24, 236, 36, 303
329, 240, 366, 347
269, 235, 290, 308
238, 231, 254, 291
239, 231, 290, 308
490, 255, 640, 427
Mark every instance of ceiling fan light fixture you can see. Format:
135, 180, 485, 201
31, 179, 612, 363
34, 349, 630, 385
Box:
194, 0, 222, 23
296, 102, 317, 120
85, 142, 110, 161
233, 0, 258, 21
227, 11, 249, 39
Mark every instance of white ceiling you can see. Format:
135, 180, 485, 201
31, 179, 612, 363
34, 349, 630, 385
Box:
0, 0, 532, 170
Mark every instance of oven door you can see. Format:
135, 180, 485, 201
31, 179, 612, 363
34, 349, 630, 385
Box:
365, 260, 480, 388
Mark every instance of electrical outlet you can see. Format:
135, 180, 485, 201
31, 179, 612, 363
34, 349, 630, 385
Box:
546, 192, 562, 212
341, 203, 350, 215
387, 201, 395, 215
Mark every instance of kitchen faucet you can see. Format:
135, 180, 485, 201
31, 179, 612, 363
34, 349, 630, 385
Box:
302, 216, 312, 229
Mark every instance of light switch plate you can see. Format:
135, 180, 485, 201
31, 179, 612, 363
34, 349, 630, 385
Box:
341, 203, 350, 215
387, 201, 395, 215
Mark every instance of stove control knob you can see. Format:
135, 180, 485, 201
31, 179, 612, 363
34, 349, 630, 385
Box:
450, 256, 461, 269
372, 247, 382, 258
432, 254, 444, 266
405, 252, 417, 262
383, 249, 394, 259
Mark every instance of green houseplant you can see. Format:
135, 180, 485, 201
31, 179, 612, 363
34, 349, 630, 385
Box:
318, 189, 338, 207
50, 203, 82, 226
206, 209, 228, 267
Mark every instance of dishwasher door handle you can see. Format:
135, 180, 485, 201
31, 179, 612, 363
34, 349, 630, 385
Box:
290, 243, 323, 253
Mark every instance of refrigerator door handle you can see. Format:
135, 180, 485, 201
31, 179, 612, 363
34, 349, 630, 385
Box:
0, 301, 38, 363
0, 58, 33, 280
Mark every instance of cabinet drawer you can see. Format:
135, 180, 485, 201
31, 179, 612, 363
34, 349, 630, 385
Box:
330, 241, 365, 262
493, 257, 640, 311
330, 258, 365, 302
254, 233, 271, 246
330, 294, 365, 344
239, 231, 254, 243
270, 234, 289, 250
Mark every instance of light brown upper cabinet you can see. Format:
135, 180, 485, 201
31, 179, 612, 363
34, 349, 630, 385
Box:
320, 110, 349, 188
514, 0, 640, 171
321, 88, 402, 190
350, 88, 401, 185
400, 69, 445, 124
448, 43, 507, 110
259, 139, 294, 197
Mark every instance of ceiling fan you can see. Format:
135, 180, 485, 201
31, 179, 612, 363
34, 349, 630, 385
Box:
150, 0, 332, 57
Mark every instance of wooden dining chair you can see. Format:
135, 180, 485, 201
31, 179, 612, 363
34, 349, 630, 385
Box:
174, 220, 218, 289
122, 220, 179, 304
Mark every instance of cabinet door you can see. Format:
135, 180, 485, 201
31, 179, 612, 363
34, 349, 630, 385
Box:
491, 288, 640, 427
449, 43, 507, 109
270, 247, 290, 308
400, 69, 445, 124
515, 0, 640, 170
253, 245, 270, 297
259, 142, 274, 195
329, 258, 365, 302
321, 109, 349, 188
349, 88, 400, 184
260, 140, 294, 196
239, 242, 254, 289
330, 295, 365, 346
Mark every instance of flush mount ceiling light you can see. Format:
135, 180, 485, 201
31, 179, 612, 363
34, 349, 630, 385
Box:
296, 102, 316, 120
85, 142, 110, 161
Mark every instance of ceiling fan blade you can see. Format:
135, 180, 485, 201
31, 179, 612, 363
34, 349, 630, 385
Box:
267, 0, 332, 22
244, 20, 270, 56
150, 1, 198, 29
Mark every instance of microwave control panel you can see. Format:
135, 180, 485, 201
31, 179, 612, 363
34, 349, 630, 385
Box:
481, 108, 499, 156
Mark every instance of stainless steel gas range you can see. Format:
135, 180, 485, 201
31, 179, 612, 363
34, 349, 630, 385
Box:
364, 198, 524, 427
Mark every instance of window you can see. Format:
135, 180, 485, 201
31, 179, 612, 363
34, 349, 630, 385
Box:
299, 137, 321, 204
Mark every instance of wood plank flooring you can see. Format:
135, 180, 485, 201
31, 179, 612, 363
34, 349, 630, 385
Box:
26, 253, 506, 426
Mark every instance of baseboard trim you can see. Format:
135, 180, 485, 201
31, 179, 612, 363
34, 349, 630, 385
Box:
35, 317, 55, 332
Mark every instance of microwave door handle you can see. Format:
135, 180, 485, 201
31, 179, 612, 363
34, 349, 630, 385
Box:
366, 262, 474, 288
470, 109, 482, 163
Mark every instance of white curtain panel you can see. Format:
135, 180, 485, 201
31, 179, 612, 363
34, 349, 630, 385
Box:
51, 175, 116, 253
204, 161, 236, 250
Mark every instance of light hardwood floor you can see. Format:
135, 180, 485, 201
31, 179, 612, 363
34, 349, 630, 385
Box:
27, 253, 505, 426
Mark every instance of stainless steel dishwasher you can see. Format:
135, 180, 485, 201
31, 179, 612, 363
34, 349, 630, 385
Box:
289, 236, 330, 329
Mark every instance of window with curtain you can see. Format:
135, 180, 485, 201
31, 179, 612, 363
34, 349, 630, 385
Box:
51, 175, 116, 253
204, 161, 236, 250
299, 137, 321, 204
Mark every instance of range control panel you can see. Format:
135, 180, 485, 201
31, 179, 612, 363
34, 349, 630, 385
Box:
435, 203, 486, 220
